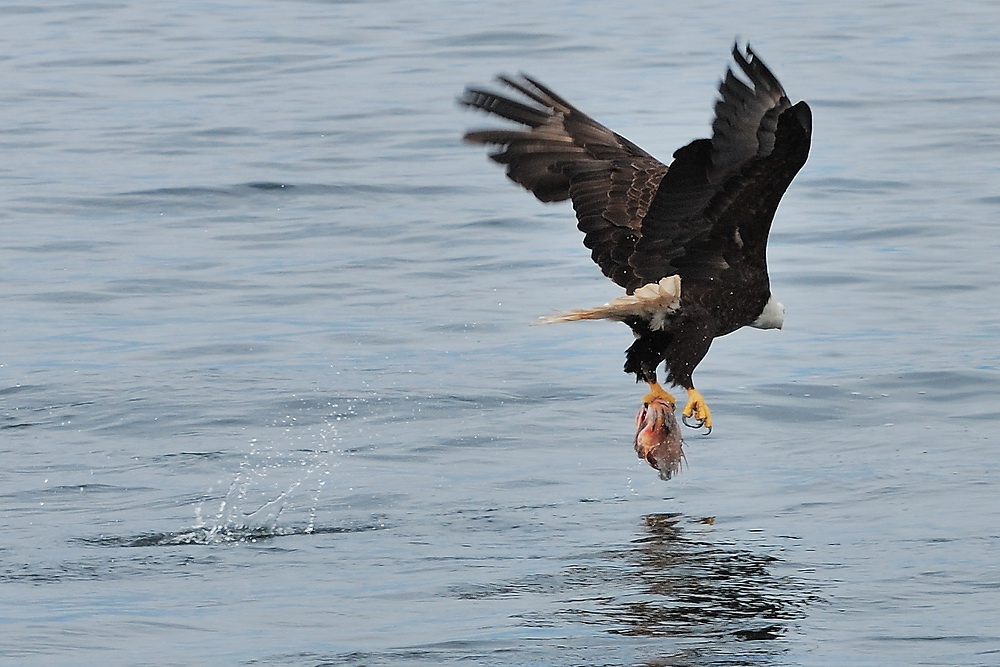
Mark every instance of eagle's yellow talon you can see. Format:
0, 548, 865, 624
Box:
682, 388, 713, 432
642, 382, 676, 406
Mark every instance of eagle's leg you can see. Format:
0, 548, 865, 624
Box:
625, 330, 676, 405
681, 386, 712, 433
642, 382, 676, 406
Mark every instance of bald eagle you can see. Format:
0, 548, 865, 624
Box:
460, 45, 811, 432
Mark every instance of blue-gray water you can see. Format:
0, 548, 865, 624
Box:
2, 2, 999, 665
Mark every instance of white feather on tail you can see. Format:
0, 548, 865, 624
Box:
537, 276, 681, 331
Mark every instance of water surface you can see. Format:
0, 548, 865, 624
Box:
2, 1, 999, 665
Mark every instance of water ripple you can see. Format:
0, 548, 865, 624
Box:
85, 521, 389, 548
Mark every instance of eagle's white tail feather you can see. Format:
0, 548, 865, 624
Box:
538, 276, 681, 330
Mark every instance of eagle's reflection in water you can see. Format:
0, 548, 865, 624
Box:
575, 512, 818, 665
608, 514, 812, 636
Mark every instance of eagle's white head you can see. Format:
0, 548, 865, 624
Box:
751, 294, 784, 330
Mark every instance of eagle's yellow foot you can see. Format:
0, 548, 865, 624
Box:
682, 388, 713, 434
642, 382, 676, 406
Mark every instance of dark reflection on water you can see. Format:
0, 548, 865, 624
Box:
600, 513, 815, 641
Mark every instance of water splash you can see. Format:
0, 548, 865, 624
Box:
87, 396, 385, 547
190, 399, 357, 542
194, 442, 330, 538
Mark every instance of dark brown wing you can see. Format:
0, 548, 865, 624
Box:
629, 45, 811, 285
460, 74, 667, 290
460, 46, 811, 293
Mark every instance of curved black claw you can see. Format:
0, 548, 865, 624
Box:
682, 413, 712, 435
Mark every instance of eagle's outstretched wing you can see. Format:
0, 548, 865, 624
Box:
630, 46, 811, 285
461, 74, 665, 291
461, 45, 811, 293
